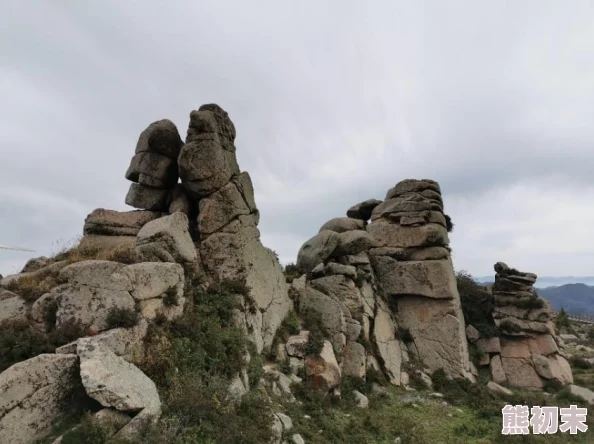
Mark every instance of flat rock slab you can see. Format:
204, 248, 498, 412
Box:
77, 339, 160, 412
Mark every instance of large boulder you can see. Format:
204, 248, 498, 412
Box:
198, 181, 251, 235
0, 290, 27, 324
296, 231, 340, 272
319, 217, 365, 233
373, 300, 402, 385
134, 119, 184, 159
53, 261, 136, 332
0, 354, 81, 444
395, 295, 473, 380
83, 209, 162, 237
125, 183, 170, 211
347, 199, 382, 221
371, 257, 458, 299
367, 222, 448, 248
305, 341, 341, 391
136, 213, 197, 266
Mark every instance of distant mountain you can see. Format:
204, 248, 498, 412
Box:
536, 284, 594, 315
475, 276, 594, 288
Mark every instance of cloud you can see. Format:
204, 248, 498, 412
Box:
1, 1, 594, 279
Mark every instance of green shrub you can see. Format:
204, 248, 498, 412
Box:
268, 310, 301, 360
0, 319, 53, 371
555, 308, 571, 330
515, 294, 545, 309
283, 263, 304, 283
60, 413, 115, 444
106, 307, 139, 329
4, 272, 61, 303
444, 214, 454, 233
456, 271, 499, 338
302, 310, 326, 355
48, 318, 89, 346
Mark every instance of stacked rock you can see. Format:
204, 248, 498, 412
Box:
483, 262, 573, 389
367, 179, 473, 381
125, 120, 184, 211
292, 179, 474, 391
176, 104, 290, 354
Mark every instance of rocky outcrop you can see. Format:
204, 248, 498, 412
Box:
45, 260, 186, 333
292, 180, 473, 392
178, 105, 291, 354
482, 262, 573, 389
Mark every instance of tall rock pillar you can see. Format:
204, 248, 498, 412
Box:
368, 179, 474, 380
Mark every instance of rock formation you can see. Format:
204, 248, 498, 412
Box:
292, 179, 473, 390
125, 119, 184, 211
476, 262, 573, 389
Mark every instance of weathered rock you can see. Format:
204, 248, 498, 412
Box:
286, 332, 309, 358
198, 181, 251, 235
310, 275, 361, 318
385, 179, 441, 199
478, 337, 501, 354
136, 212, 197, 265
395, 295, 472, 380
53, 261, 136, 332
124, 262, 184, 301
296, 231, 340, 272
78, 339, 160, 413
341, 342, 366, 378
368, 246, 450, 261
367, 223, 448, 248
547, 354, 573, 385
125, 183, 170, 211
490, 354, 507, 384
372, 257, 458, 299
333, 230, 375, 256
305, 340, 341, 391
178, 140, 240, 198
297, 287, 346, 335
21, 256, 50, 273
135, 119, 183, 159
501, 357, 543, 389
320, 217, 366, 233
532, 354, 553, 379
0, 354, 81, 444
373, 300, 402, 385
84, 209, 162, 237
56, 319, 148, 362
323, 262, 357, 280
569, 385, 594, 405
345, 318, 362, 341
487, 381, 512, 396
0, 291, 27, 324
168, 184, 194, 216
0, 261, 69, 288
353, 390, 369, 408
125, 152, 178, 188
185, 104, 236, 146
347, 199, 382, 221
78, 234, 136, 251
466, 325, 480, 343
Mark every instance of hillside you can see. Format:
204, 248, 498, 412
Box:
538, 284, 594, 315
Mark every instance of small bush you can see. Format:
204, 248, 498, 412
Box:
456, 271, 499, 338
498, 318, 522, 334
48, 318, 89, 346
162, 287, 179, 307
207, 278, 250, 296
106, 307, 139, 329
515, 294, 545, 309
283, 263, 304, 284
60, 413, 115, 444
0, 319, 53, 371
4, 273, 60, 303
268, 310, 301, 360
444, 214, 454, 233
301, 310, 326, 356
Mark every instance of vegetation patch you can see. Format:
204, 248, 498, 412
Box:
456, 270, 499, 338
106, 307, 140, 329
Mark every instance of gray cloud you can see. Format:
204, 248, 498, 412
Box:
2, 2, 594, 278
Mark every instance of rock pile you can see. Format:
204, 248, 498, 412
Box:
125, 120, 184, 211
291, 179, 473, 391
479, 262, 573, 389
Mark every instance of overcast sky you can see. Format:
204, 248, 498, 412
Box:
1, 1, 594, 279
